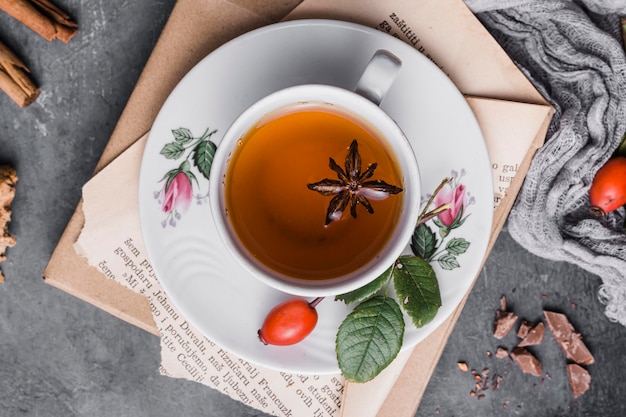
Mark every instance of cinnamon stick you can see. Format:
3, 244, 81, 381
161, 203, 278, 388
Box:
0, 0, 78, 43
0, 40, 39, 107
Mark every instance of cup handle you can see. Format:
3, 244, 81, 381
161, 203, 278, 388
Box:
354, 50, 402, 106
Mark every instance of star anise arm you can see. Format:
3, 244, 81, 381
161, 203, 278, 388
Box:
350, 193, 375, 219
359, 180, 403, 201
345, 139, 361, 179
357, 194, 375, 214
359, 162, 378, 181
349, 193, 358, 219
325, 191, 351, 225
329, 158, 349, 182
361, 180, 403, 194
307, 179, 345, 196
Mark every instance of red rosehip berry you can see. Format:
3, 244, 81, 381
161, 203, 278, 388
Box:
589, 156, 626, 216
258, 297, 323, 346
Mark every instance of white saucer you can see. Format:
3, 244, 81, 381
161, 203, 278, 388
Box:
138, 19, 493, 375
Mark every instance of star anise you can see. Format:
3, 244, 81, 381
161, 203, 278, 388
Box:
307, 139, 403, 225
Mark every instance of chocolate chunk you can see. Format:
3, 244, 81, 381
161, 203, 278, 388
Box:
543, 311, 594, 365
494, 310, 518, 339
492, 374, 503, 390
500, 295, 507, 311
517, 320, 533, 339
511, 347, 542, 377
495, 347, 509, 359
567, 363, 591, 398
518, 322, 545, 347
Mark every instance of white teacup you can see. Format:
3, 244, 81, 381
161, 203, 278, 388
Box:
210, 50, 420, 297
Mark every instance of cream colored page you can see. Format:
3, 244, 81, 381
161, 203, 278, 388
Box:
74, 137, 343, 417
338, 349, 412, 417
285, 0, 545, 105
466, 98, 553, 208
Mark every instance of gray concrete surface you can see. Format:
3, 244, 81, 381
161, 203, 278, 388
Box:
1, 1, 625, 416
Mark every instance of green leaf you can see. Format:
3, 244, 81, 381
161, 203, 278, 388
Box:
438, 253, 460, 270
172, 128, 193, 144
193, 139, 217, 180
446, 237, 470, 256
393, 256, 441, 328
160, 142, 185, 160
336, 295, 404, 383
336, 265, 392, 305
411, 223, 437, 260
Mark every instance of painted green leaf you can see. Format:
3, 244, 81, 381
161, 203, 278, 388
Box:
336, 265, 392, 305
449, 205, 465, 228
438, 253, 460, 270
160, 142, 185, 160
172, 127, 193, 144
411, 223, 437, 260
160, 168, 179, 183
393, 256, 441, 328
184, 170, 199, 187
336, 295, 404, 383
193, 139, 217, 180
165, 170, 180, 191
446, 237, 470, 256
180, 160, 191, 172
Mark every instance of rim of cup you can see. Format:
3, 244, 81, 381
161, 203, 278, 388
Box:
209, 84, 420, 297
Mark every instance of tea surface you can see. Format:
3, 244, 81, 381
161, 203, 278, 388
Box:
225, 104, 403, 280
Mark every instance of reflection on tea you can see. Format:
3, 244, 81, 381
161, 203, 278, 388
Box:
224, 104, 404, 281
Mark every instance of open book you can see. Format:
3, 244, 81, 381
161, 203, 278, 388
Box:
44, 1, 553, 416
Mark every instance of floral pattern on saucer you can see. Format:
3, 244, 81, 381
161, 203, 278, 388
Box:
412, 169, 475, 270
154, 127, 217, 227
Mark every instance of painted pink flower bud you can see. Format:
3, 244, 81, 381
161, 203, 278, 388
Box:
435, 183, 466, 227
161, 172, 192, 214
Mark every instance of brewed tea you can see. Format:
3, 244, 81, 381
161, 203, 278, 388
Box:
224, 103, 404, 281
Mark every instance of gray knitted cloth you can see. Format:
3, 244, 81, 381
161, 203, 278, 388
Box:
464, 0, 626, 326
